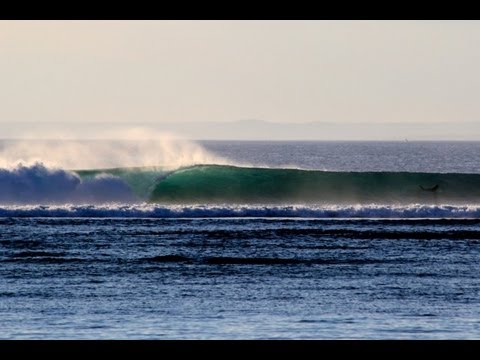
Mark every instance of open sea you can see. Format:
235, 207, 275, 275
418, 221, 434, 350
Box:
1, 141, 480, 339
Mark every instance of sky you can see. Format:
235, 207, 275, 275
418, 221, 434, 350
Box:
1, 20, 480, 139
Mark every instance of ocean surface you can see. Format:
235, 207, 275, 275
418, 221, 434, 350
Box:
1, 140, 480, 339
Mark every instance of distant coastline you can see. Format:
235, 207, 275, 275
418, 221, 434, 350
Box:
1, 120, 479, 141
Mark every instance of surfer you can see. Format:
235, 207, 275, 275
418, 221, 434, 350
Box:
419, 184, 439, 192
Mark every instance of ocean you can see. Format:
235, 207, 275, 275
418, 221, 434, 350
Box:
1, 141, 480, 339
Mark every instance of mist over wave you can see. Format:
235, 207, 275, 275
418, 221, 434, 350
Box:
0, 128, 231, 204
0, 128, 226, 169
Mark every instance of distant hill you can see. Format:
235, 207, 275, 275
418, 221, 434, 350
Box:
1, 120, 480, 140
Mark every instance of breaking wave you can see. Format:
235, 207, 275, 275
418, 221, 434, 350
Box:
1, 164, 480, 220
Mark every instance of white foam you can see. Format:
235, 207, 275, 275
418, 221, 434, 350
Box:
0, 163, 136, 204
1, 203, 480, 218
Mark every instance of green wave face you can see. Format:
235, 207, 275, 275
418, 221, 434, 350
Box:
149, 165, 480, 204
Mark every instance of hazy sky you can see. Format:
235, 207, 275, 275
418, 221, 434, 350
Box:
1, 20, 480, 126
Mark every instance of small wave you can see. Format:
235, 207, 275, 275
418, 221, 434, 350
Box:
139, 255, 403, 265
204, 257, 304, 265
12, 251, 66, 258
141, 255, 191, 263
3, 256, 84, 264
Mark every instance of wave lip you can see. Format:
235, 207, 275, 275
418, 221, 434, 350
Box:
1, 204, 480, 218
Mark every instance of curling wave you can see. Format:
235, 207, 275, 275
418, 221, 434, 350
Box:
2, 163, 480, 206
149, 165, 480, 204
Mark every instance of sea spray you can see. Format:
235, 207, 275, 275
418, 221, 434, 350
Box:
0, 128, 227, 169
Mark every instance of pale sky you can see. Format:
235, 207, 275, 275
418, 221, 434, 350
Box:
1, 20, 480, 130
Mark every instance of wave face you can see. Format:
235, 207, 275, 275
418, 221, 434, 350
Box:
2, 164, 480, 207
150, 165, 480, 204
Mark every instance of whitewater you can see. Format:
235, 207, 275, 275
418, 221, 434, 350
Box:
1, 140, 480, 218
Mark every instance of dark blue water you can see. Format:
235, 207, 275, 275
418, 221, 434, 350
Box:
1, 141, 480, 339
1, 217, 480, 339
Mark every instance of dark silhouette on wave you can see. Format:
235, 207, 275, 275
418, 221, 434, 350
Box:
420, 184, 439, 192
